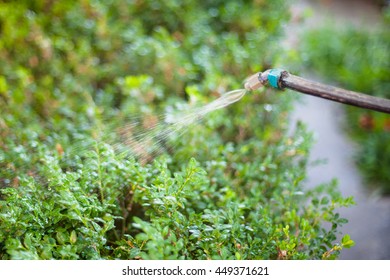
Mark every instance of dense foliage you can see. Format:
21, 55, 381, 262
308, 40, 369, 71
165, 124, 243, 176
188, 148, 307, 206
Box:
300, 10, 390, 194
0, 0, 354, 259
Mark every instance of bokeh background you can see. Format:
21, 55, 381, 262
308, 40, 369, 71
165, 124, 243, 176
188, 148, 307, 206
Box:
0, 0, 389, 260
287, 0, 390, 259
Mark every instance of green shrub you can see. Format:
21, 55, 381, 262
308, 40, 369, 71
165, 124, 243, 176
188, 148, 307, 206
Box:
300, 13, 390, 194
0, 0, 353, 259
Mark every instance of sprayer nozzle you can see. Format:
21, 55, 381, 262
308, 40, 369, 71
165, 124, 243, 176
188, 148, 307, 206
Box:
244, 72, 262, 91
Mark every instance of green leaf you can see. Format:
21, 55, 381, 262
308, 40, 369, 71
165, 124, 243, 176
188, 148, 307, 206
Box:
320, 197, 330, 205
69, 230, 77, 245
56, 231, 68, 245
341, 234, 355, 249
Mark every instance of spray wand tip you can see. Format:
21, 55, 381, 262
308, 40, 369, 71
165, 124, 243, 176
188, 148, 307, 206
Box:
244, 72, 263, 91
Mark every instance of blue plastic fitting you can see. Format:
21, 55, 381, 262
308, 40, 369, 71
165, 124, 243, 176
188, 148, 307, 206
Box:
268, 69, 284, 89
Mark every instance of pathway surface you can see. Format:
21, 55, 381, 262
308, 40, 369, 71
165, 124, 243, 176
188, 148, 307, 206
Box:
286, 0, 390, 259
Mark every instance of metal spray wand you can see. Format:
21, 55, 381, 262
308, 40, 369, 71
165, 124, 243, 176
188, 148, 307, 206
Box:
245, 69, 390, 114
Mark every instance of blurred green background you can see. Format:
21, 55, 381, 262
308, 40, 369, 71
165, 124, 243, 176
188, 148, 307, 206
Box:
300, 10, 390, 193
1, 0, 388, 260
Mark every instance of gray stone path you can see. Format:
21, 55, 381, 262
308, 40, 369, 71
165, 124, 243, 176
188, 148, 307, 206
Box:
286, 0, 390, 259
